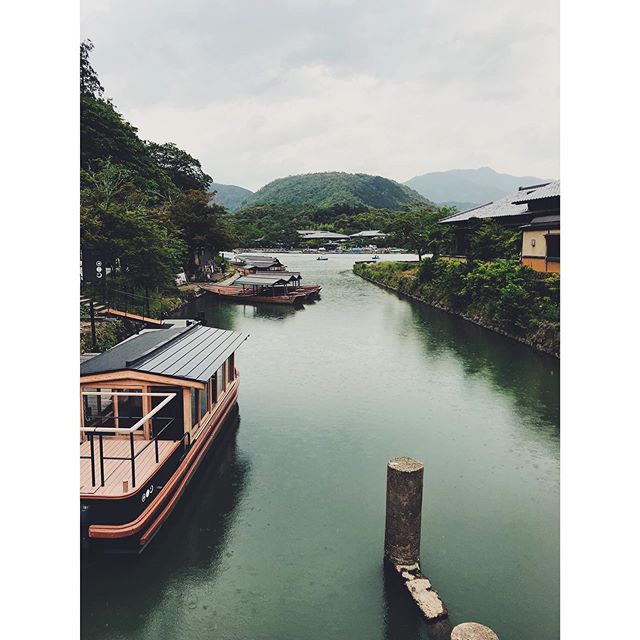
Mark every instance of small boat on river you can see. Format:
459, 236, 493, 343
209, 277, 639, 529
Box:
317, 255, 328, 261
80, 321, 249, 553
200, 268, 322, 306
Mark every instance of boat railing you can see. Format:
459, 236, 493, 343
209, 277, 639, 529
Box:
80, 391, 181, 490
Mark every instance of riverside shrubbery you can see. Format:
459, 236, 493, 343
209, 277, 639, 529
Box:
354, 258, 559, 354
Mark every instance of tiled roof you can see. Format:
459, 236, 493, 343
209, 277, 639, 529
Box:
439, 181, 560, 224
512, 180, 560, 203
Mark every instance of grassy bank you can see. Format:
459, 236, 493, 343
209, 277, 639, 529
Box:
354, 259, 559, 357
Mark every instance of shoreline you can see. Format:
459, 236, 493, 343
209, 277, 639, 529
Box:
354, 269, 560, 359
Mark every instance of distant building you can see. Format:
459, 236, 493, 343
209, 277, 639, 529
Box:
349, 230, 387, 238
299, 231, 351, 240
515, 182, 560, 274
439, 181, 560, 273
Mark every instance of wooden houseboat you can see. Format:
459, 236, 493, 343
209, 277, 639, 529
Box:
200, 273, 321, 306
80, 321, 249, 553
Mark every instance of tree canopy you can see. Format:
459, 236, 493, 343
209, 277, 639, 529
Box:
80, 40, 104, 99
146, 142, 213, 192
80, 41, 231, 292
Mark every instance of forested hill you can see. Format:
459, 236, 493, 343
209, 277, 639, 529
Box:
209, 183, 253, 212
241, 172, 428, 211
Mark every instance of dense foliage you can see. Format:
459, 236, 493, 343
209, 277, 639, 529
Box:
355, 259, 559, 355
147, 142, 213, 192
80, 41, 234, 294
242, 172, 428, 211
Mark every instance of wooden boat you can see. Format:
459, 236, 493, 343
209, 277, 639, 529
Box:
200, 273, 320, 305
80, 321, 249, 553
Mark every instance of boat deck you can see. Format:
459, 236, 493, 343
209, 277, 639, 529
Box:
80, 438, 181, 497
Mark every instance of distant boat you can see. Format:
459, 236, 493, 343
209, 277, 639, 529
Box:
371, 255, 380, 260
317, 255, 328, 261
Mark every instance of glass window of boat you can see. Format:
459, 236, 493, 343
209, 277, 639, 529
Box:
191, 389, 199, 427
210, 374, 218, 404
82, 388, 114, 428
227, 353, 235, 382
216, 363, 226, 396
113, 389, 143, 430
200, 384, 208, 417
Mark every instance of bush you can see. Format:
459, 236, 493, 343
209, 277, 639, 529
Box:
356, 257, 559, 349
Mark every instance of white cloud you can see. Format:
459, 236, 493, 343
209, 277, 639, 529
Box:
81, 0, 559, 191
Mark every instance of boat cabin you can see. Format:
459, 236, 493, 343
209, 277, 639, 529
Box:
80, 321, 248, 550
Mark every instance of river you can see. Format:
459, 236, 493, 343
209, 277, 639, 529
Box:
81, 253, 560, 640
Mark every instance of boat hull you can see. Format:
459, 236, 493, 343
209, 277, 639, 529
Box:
81, 378, 240, 554
200, 284, 308, 305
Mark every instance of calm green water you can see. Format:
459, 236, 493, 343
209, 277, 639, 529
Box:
81, 254, 559, 640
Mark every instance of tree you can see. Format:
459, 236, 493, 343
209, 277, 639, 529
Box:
385, 206, 454, 259
81, 162, 186, 292
167, 190, 237, 277
80, 40, 104, 99
466, 219, 520, 262
146, 142, 213, 192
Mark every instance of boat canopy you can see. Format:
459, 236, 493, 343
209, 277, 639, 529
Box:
249, 271, 301, 283
80, 323, 249, 383
235, 275, 289, 287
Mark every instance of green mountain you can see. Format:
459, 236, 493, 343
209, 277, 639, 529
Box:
208, 183, 253, 212
404, 167, 548, 206
242, 171, 428, 211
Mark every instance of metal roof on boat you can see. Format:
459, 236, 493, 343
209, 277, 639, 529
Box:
249, 271, 301, 281
235, 275, 288, 286
80, 323, 248, 383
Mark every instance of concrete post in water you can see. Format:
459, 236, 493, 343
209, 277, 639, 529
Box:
451, 622, 499, 640
384, 456, 424, 565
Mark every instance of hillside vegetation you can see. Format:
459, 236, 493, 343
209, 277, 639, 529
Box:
243, 172, 428, 210
227, 171, 433, 246
80, 40, 235, 296
209, 183, 253, 212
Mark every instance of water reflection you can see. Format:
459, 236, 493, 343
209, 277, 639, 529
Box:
178, 294, 302, 325
81, 411, 250, 640
400, 294, 560, 431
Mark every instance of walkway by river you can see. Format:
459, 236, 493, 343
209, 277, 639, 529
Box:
81, 253, 559, 640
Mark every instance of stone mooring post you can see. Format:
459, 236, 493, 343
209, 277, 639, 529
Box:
382, 457, 499, 637
384, 456, 424, 565
384, 456, 447, 621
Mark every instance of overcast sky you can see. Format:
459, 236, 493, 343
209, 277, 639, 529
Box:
81, 0, 559, 192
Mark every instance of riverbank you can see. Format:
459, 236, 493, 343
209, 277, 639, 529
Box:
354, 259, 559, 358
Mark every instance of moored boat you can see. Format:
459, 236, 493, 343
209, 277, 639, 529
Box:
80, 321, 249, 553
200, 271, 321, 305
